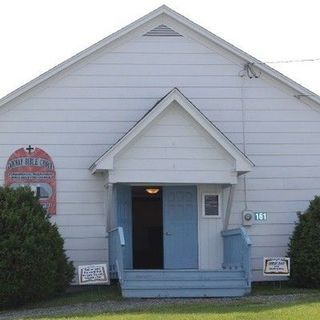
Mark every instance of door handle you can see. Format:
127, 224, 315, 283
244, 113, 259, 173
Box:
165, 232, 172, 236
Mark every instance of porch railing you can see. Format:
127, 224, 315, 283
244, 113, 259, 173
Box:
109, 227, 125, 283
221, 227, 252, 286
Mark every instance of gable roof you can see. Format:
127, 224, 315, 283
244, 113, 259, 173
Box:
90, 88, 254, 174
1, 5, 320, 109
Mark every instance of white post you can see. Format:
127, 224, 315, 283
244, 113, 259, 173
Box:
104, 182, 113, 234
223, 184, 235, 230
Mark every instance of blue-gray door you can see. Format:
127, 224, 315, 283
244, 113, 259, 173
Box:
116, 184, 132, 269
163, 186, 198, 269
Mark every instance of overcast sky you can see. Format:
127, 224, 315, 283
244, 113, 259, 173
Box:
1, 0, 320, 99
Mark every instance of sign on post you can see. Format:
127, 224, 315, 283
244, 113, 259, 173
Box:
78, 264, 109, 285
263, 257, 290, 276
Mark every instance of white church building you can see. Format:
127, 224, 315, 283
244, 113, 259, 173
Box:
1, 6, 319, 297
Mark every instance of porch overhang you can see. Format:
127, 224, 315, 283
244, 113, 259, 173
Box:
90, 88, 254, 184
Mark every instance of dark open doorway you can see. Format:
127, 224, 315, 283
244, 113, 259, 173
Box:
132, 186, 163, 269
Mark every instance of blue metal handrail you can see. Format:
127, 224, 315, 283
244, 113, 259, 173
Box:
109, 227, 125, 283
221, 227, 252, 288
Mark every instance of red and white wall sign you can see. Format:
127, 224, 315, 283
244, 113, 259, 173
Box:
5, 146, 56, 215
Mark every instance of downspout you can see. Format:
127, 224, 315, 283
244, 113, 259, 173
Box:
223, 67, 249, 230
240, 70, 249, 211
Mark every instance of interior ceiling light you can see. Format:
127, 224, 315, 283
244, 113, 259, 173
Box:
145, 188, 160, 194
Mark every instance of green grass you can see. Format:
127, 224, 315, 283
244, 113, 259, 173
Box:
1, 284, 121, 311
251, 282, 320, 295
34, 296, 320, 320
35, 284, 121, 307
2, 283, 320, 320
27, 282, 320, 309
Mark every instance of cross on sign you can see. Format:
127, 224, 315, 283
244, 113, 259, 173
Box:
26, 145, 34, 154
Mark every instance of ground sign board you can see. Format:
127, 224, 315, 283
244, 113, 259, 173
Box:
78, 264, 109, 285
263, 257, 290, 276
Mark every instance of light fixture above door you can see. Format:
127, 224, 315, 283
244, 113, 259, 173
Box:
145, 188, 160, 194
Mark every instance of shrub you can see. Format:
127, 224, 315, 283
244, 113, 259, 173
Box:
288, 195, 320, 288
0, 186, 74, 308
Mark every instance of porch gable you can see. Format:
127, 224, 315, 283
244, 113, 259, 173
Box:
90, 88, 253, 184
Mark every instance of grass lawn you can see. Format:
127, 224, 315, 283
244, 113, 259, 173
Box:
35, 297, 320, 320
0, 284, 121, 311
2, 283, 320, 320
19, 282, 320, 309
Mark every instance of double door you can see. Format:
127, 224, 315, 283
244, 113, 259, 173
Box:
116, 185, 198, 269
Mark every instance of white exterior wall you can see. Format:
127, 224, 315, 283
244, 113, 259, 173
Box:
1, 18, 320, 281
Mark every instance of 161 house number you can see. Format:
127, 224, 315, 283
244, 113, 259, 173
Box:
255, 212, 267, 221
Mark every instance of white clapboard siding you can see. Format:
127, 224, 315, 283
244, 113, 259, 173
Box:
57, 180, 105, 192
74, 63, 241, 76
57, 191, 104, 203
118, 146, 228, 160
93, 52, 235, 65
250, 154, 320, 167
111, 105, 236, 184
251, 235, 291, 247
54, 169, 102, 181
0, 145, 114, 158
0, 27, 320, 282
232, 200, 310, 214
51, 214, 106, 226
246, 110, 319, 122
109, 38, 214, 53
248, 166, 320, 178
56, 203, 105, 215
246, 189, 320, 202
67, 250, 107, 262
1, 110, 147, 122
251, 246, 289, 259
247, 177, 320, 190
243, 97, 307, 110
229, 224, 295, 236
0, 133, 121, 147
245, 132, 320, 144
0, 121, 132, 134
64, 238, 107, 250
55, 75, 245, 89
58, 226, 106, 238
246, 121, 320, 133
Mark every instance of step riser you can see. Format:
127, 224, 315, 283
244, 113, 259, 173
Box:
124, 272, 245, 281
123, 280, 247, 289
122, 288, 249, 298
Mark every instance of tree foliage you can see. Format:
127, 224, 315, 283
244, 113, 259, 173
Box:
0, 186, 74, 308
288, 195, 320, 287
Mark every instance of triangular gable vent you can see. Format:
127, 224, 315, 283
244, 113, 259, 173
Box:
143, 24, 183, 37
